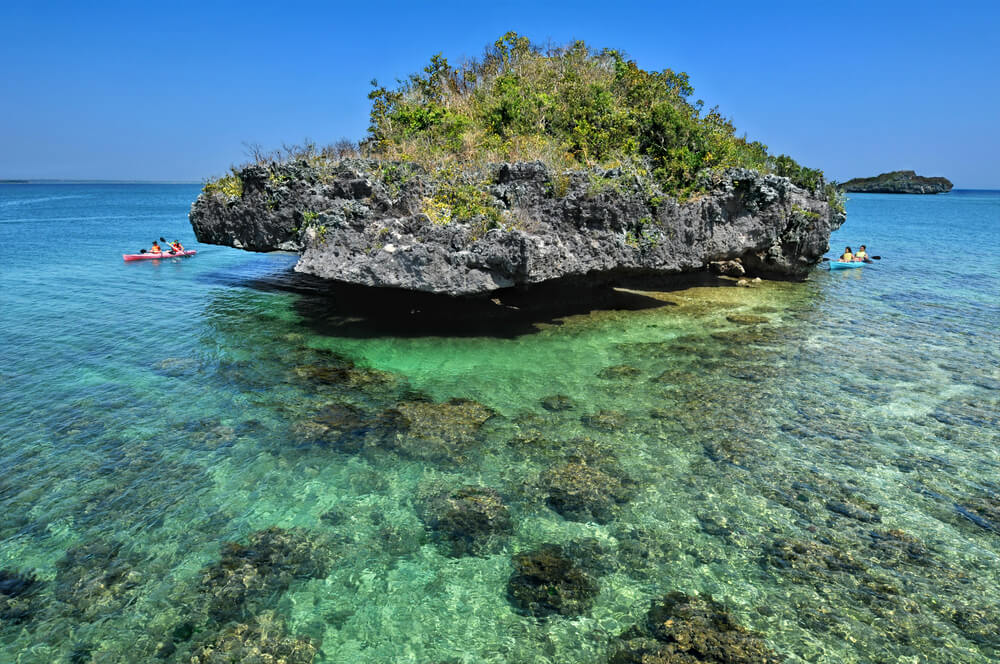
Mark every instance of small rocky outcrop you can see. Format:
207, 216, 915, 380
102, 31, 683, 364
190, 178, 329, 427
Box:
840, 170, 953, 194
609, 592, 784, 663
190, 160, 844, 296
419, 486, 513, 556
506, 545, 599, 617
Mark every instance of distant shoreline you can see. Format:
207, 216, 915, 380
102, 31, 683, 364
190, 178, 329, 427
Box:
0, 179, 200, 185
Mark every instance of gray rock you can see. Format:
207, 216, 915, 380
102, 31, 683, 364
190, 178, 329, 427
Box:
190, 159, 844, 296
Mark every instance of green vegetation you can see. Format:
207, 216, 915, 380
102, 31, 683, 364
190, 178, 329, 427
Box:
365, 32, 833, 199
203, 33, 841, 210
202, 170, 243, 199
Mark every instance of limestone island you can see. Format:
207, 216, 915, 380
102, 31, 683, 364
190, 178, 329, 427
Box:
190, 33, 846, 297
840, 170, 953, 194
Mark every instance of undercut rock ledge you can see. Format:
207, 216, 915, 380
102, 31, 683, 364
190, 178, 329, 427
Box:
190, 160, 844, 296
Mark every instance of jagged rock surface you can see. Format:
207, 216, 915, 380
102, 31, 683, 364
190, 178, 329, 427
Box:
190, 160, 844, 296
840, 170, 953, 194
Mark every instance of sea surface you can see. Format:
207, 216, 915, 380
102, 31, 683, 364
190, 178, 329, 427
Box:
0, 184, 998, 663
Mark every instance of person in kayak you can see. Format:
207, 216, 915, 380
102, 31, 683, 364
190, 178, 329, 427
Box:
150, 240, 163, 253
168, 240, 185, 254
855, 245, 868, 261
839, 246, 854, 262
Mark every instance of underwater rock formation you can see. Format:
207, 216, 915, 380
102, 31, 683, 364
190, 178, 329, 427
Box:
190, 160, 844, 296
540, 394, 575, 412
541, 460, 635, 523
609, 592, 784, 663
506, 545, 599, 617
383, 398, 493, 463
199, 527, 331, 623
419, 486, 513, 557
0, 569, 42, 625
54, 540, 144, 621
188, 611, 317, 664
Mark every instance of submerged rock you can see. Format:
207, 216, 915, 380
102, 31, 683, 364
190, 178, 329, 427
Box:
385, 398, 494, 463
581, 409, 628, 432
0, 569, 43, 625
541, 460, 635, 524
419, 486, 513, 557
609, 592, 784, 663
540, 394, 575, 412
54, 540, 144, 621
598, 365, 643, 380
199, 527, 331, 622
189, 612, 317, 664
506, 545, 599, 617
190, 160, 843, 296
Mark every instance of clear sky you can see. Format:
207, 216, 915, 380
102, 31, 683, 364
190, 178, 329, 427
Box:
2, 0, 998, 187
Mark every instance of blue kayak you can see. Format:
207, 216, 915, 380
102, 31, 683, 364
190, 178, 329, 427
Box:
829, 260, 865, 270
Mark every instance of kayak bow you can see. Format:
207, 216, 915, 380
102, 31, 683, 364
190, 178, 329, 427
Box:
828, 260, 864, 270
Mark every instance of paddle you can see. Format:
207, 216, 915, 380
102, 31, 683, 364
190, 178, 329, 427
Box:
159, 237, 181, 255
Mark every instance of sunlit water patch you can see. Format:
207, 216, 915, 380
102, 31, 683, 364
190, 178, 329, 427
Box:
1, 185, 998, 663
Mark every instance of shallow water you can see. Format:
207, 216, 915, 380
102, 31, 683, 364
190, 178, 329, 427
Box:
1, 184, 998, 663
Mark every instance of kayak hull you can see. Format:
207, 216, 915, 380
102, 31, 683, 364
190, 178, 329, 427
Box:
123, 250, 197, 261
829, 260, 864, 270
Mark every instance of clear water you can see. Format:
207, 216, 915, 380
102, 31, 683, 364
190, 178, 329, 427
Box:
1, 185, 998, 663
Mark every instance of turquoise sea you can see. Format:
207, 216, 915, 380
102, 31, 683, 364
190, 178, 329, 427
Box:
1, 184, 998, 663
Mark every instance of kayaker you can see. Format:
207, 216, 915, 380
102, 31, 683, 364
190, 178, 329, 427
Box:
855, 245, 868, 261
169, 240, 185, 254
839, 246, 853, 262
150, 240, 163, 253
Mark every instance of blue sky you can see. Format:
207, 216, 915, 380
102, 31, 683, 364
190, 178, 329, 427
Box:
2, 0, 998, 187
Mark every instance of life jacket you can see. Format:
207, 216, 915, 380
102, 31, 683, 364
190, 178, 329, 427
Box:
856, 250, 867, 260
171, 243, 183, 252
151, 245, 161, 253
841, 252, 853, 261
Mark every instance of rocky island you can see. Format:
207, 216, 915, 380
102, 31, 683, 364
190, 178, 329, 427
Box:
840, 170, 953, 194
191, 33, 845, 296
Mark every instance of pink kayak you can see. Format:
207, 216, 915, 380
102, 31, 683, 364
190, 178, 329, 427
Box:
123, 250, 197, 262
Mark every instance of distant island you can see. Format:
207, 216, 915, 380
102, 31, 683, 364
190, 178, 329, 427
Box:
840, 170, 953, 194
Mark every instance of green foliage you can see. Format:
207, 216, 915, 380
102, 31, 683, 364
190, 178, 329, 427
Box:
421, 167, 503, 232
203, 171, 243, 198
364, 33, 828, 196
